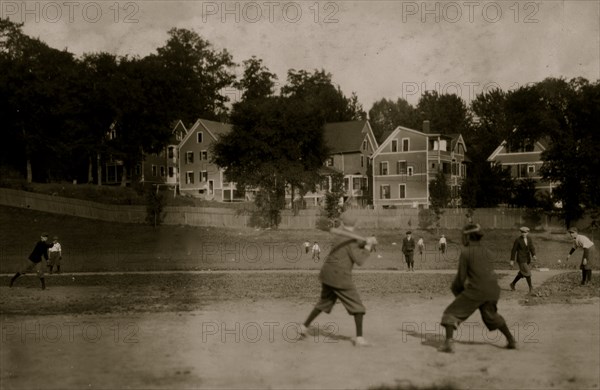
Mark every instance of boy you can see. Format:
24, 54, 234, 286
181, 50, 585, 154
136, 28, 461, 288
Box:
402, 231, 416, 271
300, 212, 377, 347
509, 226, 537, 294
47, 236, 63, 274
311, 241, 321, 261
439, 223, 516, 353
565, 227, 596, 285
10, 233, 54, 290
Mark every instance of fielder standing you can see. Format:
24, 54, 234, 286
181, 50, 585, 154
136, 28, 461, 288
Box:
509, 226, 536, 294
299, 212, 376, 347
565, 227, 596, 285
402, 231, 416, 271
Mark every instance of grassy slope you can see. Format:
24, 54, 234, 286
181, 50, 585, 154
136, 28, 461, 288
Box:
0, 205, 580, 273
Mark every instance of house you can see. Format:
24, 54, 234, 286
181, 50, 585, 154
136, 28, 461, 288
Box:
178, 118, 244, 201
136, 120, 188, 187
299, 120, 379, 207
487, 136, 555, 193
371, 121, 467, 208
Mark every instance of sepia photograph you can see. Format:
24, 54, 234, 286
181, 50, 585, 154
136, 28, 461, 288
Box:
1, 1, 599, 389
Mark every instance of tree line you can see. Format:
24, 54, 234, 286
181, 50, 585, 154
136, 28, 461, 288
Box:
1, 18, 598, 227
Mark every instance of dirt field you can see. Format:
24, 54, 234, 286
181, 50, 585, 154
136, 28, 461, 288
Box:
1, 271, 599, 390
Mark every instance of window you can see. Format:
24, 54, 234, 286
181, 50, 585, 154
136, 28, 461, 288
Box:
186, 171, 194, 184
134, 164, 141, 175
197, 132, 203, 143
168, 167, 174, 178
402, 138, 409, 152
520, 164, 528, 178
431, 139, 448, 151
353, 177, 361, 190
344, 177, 349, 190
201, 171, 208, 182
208, 180, 214, 195
397, 161, 407, 174
361, 155, 364, 168
160, 166, 165, 177
442, 162, 451, 174
399, 184, 406, 199
326, 157, 334, 167
528, 165, 535, 174
362, 140, 367, 151
380, 162, 389, 175
202, 150, 208, 160
168, 147, 174, 159
431, 162, 436, 170
407, 166, 414, 176
186, 151, 194, 164
152, 165, 157, 177
391, 140, 398, 152
362, 177, 368, 190
380, 185, 391, 199
452, 161, 458, 175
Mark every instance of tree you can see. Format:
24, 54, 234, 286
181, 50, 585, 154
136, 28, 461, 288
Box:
212, 96, 329, 228
460, 163, 513, 208
0, 18, 79, 183
416, 91, 471, 135
235, 56, 277, 101
429, 171, 451, 233
368, 97, 418, 143
281, 69, 361, 123
154, 28, 236, 126
538, 78, 600, 226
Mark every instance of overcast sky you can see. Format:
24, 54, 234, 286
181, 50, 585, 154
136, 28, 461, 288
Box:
3, 0, 599, 109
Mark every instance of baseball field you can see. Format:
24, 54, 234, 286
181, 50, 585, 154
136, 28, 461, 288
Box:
1, 205, 599, 389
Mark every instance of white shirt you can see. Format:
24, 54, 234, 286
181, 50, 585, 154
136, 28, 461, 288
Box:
312, 244, 320, 252
572, 235, 594, 249
439, 237, 446, 245
417, 238, 424, 247
49, 242, 62, 253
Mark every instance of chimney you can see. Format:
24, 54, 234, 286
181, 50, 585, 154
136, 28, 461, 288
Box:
422, 120, 430, 133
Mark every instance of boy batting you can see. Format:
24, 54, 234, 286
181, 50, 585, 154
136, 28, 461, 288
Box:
299, 211, 377, 347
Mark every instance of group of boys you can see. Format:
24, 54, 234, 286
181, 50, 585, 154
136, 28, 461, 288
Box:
299, 213, 596, 352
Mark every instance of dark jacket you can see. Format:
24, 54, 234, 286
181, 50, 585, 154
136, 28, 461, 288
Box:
319, 233, 371, 289
402, 236, 416, 254
511, 236, 536, 264
29, 240, 52, 263
451, 242, 501, 301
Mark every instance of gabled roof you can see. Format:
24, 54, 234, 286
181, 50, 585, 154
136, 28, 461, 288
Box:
183, 118, 233, 145
447, 133, 467, 153
324, 120, 372, 154
487, 137, 549, 161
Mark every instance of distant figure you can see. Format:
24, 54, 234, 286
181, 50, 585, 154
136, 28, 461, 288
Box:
402, 231, 416, 271
312, 241, 321, 261
304, 241, 310, 254
439, 235, 447, 255
10, 233, 53, 290
47, 236, 63, 274
417, 237, 425, 256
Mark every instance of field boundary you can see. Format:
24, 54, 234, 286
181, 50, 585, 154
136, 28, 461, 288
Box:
0, 188, 567, 230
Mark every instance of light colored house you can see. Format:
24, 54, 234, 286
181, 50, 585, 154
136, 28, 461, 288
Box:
178, 119, 244, 201
487, 137, 555, 193
299, 120, 379, 207
371, 121, 467, 208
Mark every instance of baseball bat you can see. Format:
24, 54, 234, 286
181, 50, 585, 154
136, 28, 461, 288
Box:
329, 228, 377, 245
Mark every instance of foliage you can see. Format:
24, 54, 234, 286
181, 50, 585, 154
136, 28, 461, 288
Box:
368, 97, 419, 143
281, 68, 364, 122
320, 171, 345, 229
235, 56, 277, 101
415, 91, 472, 135
510, 179, 538, 208
212, 96, 329, 228
428, 172, 451, 232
